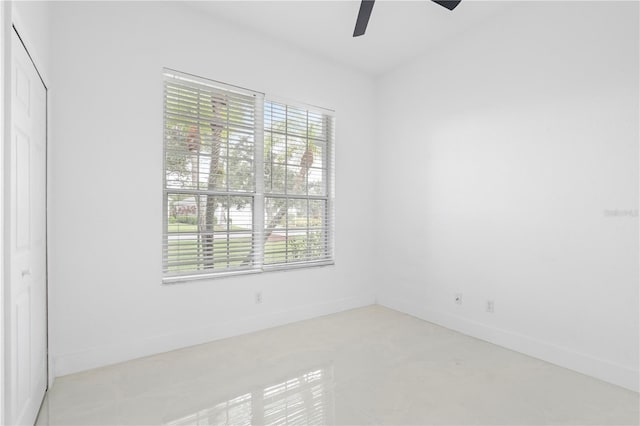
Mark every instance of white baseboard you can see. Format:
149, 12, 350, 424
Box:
54, 294, 375, 377
378, 295, 639, 393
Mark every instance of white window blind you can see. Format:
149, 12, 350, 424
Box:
263, 101, 335, 269
163, 69, 334, 282
163, 70, 263, 279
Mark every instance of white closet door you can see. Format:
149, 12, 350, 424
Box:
7, 28, 47, 426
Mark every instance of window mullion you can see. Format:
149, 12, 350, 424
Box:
254, 94, 265, 270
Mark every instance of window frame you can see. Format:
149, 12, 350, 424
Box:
262, 97, 335, 272
162, 70, 335, 284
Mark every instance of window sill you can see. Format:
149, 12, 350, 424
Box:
262, 260, 335, 273
162, 261, 335, 285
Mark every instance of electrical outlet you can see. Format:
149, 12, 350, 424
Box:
255, 291, 263, 304
455, 293, 463, 305
486, 300, 495, 313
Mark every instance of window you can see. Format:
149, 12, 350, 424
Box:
163, 70, 334, 282
263, 101, 334, 267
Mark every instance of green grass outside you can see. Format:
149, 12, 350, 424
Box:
166, 235, 321, 273
167, 223, 249, 233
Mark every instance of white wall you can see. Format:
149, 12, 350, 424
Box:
375, 1, 639, 391
48, 1, 376, 377
47, 0, 639, 393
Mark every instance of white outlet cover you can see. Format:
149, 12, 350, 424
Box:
486, 300, 495, 313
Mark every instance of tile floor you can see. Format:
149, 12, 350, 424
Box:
36, 305, 639, 425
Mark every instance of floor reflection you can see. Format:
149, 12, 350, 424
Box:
166, 365, 334, 426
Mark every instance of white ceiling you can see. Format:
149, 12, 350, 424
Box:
189, 1, 513, 75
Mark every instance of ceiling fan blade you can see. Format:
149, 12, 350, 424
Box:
431, 0, 462, 11
353, 0, 375, 37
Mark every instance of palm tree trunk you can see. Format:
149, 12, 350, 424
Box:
202, 103, 223, 268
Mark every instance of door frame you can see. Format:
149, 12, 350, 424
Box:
0, 1, 7, 422
1, 2, 50, 423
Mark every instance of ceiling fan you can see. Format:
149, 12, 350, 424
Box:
353, 0, 462, 37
